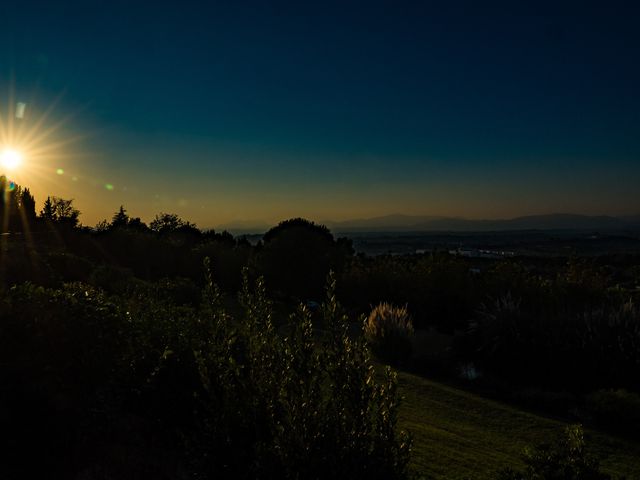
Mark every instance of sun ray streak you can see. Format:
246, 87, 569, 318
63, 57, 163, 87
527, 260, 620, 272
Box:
0, 84, 88, 199
17, 93, 65, 147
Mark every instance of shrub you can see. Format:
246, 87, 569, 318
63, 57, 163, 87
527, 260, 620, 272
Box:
0, 282, 133, 478
89, 263, 135, 293
185, 268, 412, 479
44, 252, 94, 283
0, 265, 412, 479
365, 302, 414, 366
578, 300, 640, 390
463, 294, 640, 391
497, 425, 611, 480
465, 292, 528, 367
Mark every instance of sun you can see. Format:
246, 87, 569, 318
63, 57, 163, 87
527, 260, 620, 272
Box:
1, 148, 23, 171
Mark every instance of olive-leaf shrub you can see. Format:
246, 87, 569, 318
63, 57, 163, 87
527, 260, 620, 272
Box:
188, 265, 412, 479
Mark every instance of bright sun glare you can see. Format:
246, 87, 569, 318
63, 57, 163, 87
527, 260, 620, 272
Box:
1, 148, 23, 171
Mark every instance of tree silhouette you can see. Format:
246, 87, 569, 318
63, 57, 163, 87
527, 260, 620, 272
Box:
111, 205, 129, 228
40, 196, 80, 227
0, 178, 38, 231
259, 218, 352, 299
149, 212, 195, 233
40, 196, 55, 220
149, 212, 200, 247
20, 188, 37, 219
94, 219, 110, 232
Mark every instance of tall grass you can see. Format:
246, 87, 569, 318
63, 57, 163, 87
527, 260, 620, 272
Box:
365, 302, 414, 366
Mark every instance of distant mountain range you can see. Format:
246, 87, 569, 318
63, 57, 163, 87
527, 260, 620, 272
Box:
215, 213, 640, 235
325, 213, 640, 233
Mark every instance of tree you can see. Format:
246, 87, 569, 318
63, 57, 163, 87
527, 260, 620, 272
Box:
259, 218, 352, 299
40, 196, 80, 227
149, 212, 191, 233
149, 212, 200, 247
94, 219, 110, 232
126, 216, 148, 231
202, 229, 236, 247
41, 196, 55, 220
111, 205, 129, 228
0, 178, 38, 231
20, 188, 36, 219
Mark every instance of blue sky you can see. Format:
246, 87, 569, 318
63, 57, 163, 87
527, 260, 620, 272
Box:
1, 1, 639, 226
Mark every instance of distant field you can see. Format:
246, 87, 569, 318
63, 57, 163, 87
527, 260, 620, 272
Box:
346, 230, 640, 257
397, 371, 640, 479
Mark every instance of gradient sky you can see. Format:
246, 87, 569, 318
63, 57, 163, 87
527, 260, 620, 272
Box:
1, 1, 639, 228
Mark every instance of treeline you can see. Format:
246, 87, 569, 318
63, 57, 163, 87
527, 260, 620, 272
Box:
0, 179, 356, 299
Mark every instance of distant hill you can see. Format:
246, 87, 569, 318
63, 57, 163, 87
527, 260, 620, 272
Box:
325, 213, 636, 233
324, 214, 445, 231
214, 213, 640, 236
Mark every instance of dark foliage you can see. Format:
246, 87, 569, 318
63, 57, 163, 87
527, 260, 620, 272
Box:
584, 389, 640, 439
184, 268, 411, 479
497, 425, 612, 480
461, 294, 640, 392
339, 253, 478, 331
40, 196, 80, 228
0, 283, 133, 478
0, 264, 410, 479
258, 218, 353, 299
0, 176, 37, 232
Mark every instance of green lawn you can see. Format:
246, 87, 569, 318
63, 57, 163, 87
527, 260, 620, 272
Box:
397, 371, 640, 479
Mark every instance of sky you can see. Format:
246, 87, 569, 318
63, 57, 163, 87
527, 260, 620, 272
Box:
0, 1, 639, 228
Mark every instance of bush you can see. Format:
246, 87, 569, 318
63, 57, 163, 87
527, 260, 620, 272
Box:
365, 302, 414, 366
185, 268, 412, 479
497, 425, 611, 480
0, 282, 133, 478
89, 263, 135, 293
578, 301, 640, 390
463, 294, 640, 391
0, 266, 412, 479
45, 252, 94, 283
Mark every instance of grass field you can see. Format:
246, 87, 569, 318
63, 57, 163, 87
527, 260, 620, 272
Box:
397, 371, 640, 479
